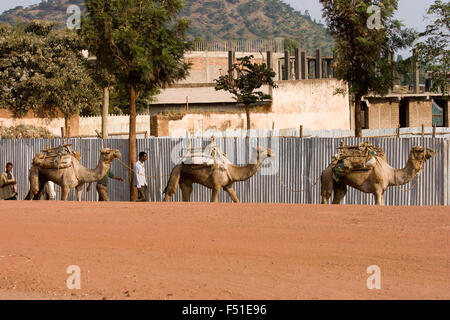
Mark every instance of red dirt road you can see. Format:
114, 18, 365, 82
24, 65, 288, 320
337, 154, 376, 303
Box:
0, 201, 449, 300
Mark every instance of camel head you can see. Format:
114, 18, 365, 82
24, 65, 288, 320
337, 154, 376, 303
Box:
253, 147, 274, 162
409, 146, 435, 170
99, 148, 122, 164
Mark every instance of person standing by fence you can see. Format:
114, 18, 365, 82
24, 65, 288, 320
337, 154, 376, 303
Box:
0, 162, 18, 200
134, 152, 149, 202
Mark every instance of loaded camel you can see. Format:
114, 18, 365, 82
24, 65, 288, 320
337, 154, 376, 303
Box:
321, 146, 435, 205
163, 147, 273, 202
25, 148, 121, 201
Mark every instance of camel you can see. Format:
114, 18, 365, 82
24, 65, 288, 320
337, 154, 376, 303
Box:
163, 147, 273, 202
321, 146, 435, 205
25, 148, 121, 201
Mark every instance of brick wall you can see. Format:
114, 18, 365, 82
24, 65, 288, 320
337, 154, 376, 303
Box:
408, 98, 432, 127
365, 98, 399, 129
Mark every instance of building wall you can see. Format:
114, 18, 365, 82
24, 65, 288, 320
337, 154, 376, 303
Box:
79, 114, 151, 137
408, 98, 433, 127
150, 79, 351, 136
181, 51, 284, 83
0, 109, 78, 137
365, 98, 399, 129
363, 96, 437, 130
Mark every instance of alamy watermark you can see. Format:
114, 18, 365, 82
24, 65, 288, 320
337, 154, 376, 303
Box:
367, 5, 383, 30
366, 265, 381, 290
66, 265, 81, 290
66, 5, 81, 30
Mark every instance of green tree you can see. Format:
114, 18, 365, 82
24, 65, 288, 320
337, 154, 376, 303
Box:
283, 38, 299, 55
215, 55, 277, 132
0, 21, 101, 130
416, 0, 449, 95
320, 0, 415, 136
81, 0, 191, 201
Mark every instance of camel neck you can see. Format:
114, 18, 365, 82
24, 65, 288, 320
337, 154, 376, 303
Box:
76, 157, 110, 183
391, 157, 423, 186
229, 162, 261, 182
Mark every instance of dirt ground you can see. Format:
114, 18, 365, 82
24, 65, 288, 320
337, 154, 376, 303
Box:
0, 201, 448, 300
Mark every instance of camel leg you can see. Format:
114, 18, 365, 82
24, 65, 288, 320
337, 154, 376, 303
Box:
61, 187, 70, 201
76, 185, 83, 202
163, 165, 182, 202
332, 182, 347, 204
179, 181, 193, 202
211, 187, 220, 203
374, 191, 385, 206
320, 172, 333, 205
26, 167, 40, 200
224, 185, 240, 203
34, 180, 48, 200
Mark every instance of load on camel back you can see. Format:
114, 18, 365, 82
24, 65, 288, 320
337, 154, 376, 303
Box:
180, 140, 232, 167
32, 144, 81, 169
331, 141, 385, 182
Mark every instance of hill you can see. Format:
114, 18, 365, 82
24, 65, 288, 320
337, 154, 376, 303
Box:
0, 0, 333, 54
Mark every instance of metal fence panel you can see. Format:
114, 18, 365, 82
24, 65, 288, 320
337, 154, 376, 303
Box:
0, 137, 447, 205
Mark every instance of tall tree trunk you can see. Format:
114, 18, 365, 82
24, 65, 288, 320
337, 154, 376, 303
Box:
354, 94, 362, 138
245, 104, 251, 131
101, 86, 109, 139
64, 116, 71, 139
129, 83, 138, 201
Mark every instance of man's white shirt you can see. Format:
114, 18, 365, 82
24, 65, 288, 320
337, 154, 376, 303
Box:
134, 161, 147, 187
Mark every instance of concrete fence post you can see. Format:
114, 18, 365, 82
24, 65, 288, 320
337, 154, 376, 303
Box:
413, 48, 420, 94
294, 48, 300, 80
301, 51, 307, 80
315, 49, 322, 79
228, 50, 235, 76
267, 51, 272, 72
284, 50, 289, 81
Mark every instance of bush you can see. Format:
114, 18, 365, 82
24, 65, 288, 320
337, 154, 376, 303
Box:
0, 125, 55, 139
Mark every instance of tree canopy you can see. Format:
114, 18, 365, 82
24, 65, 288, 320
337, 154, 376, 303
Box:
81, 0, 192, 201
215, 55, 277, 130
320, 0, 415, 137
0, 21, 101, 119
416, 0, 449, 96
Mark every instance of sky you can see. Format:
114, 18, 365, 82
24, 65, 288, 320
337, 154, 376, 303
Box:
0, 0, 438, 56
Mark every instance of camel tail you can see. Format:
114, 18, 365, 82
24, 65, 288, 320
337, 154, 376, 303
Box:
163, 164, 182, 199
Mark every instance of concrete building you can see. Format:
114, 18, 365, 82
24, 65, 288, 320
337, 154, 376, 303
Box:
360, 94, 449, 130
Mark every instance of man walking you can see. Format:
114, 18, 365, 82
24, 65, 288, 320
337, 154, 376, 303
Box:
133, 151, 149, 202
0, 162, 18, 200
87, 169, 124, 201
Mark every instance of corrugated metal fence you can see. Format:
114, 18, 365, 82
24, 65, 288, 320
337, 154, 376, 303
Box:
0, 137, 448, 205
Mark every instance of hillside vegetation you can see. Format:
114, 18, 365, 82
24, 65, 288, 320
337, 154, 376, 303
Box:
0, 0, 333, 54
